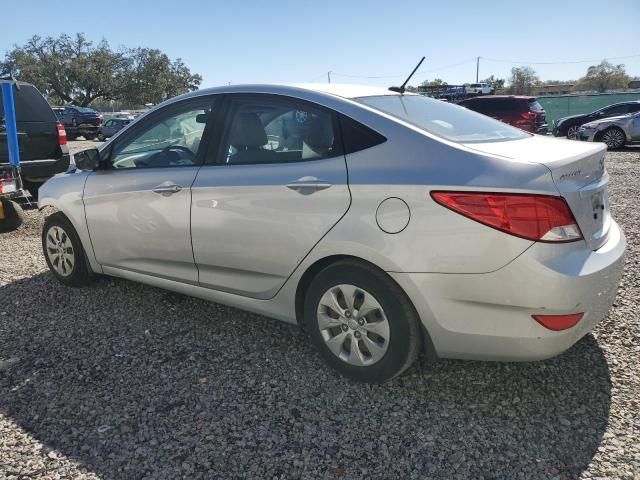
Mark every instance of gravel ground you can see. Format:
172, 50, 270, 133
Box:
0, 144, 638, 479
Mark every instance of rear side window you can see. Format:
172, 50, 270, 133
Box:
338, 114, 386, 154
220, 95, 341, 165
0, 84, 57, 122
628, 103, 640, 113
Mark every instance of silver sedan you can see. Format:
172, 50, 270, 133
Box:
38, 84, 625, 383
578, 111, 640, 149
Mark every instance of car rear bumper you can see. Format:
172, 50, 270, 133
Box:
15, 153, 71, 182
390, 220, 625, 361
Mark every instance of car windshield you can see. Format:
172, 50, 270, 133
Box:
356, 95, 530, 143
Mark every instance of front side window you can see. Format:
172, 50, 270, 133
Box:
111, 99, 214, 169
220, 96, 339, 164
358, 95, 529, 143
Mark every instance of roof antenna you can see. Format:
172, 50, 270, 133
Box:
389, 56, 425, 94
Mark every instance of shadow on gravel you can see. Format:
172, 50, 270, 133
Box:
0, 272, 611, 479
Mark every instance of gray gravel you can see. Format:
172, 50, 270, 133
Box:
1, 145, 639, 479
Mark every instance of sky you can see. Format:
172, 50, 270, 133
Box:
1, 0, 639, 89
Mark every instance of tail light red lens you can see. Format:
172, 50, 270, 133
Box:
430, 191, 583, 243
56, 123, 67, 146
521, 111, 537, 121
532, 313, 583, 331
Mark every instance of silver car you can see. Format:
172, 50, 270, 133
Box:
578, 110, 640, 149
39, 84, 625, 383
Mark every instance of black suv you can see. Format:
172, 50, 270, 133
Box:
0, 80, 70, 195
553, 101, 640, 139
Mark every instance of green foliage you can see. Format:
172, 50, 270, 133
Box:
572, 61, 630, 93
420, 78, 447, 87
1, 33, 202, 107
481, 75, 505, 89
507, 66, 539, 95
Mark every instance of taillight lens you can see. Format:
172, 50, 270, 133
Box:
521, 111, 537, 121
430, 191, 583, 243
532, 313, 583, 331
56, 123, 67, 146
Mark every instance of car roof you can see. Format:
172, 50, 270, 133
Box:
180, 83, 405, 102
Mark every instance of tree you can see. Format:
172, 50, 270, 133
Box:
420, 78, 447, 87
481, 75, 505, 90
572, 60, 631, 92
0, 34, 202, 107
507, 66, 539, 95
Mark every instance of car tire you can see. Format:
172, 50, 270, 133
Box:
303, 260, 422, 383
42, 212, 94, 287
0, 200, 25, 233
599, 127, 626, 150
97, 133, 105, 142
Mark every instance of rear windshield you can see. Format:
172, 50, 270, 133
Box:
528, 100, 544, 112
75, 106, 98, 113
0, 83, 57, 122
356, 95, 530, 143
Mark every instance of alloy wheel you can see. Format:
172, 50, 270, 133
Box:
566, 125, 580, 140
317, 284, 390, 366
602, 129, 625, 149
45, 225, 75, 277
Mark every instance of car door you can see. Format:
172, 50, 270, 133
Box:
84, 96, 218, 283
191, 93, 351, 299
630, 112, 640, 141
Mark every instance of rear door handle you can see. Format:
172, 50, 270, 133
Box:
152, 183, 182, 196
286, 176, 332, 193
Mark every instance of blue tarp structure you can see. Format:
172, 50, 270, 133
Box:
1, 80, 21, 167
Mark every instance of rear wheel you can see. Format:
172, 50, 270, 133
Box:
303, 260, 422, 383
97, 133, 105, 142
566, 125, 580, 140
0, 200, 25, 233
600, 127, 626, 150
42, 212, 94, 287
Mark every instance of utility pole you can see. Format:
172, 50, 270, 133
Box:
476, 57, 480, 83
327, 71, 332, 84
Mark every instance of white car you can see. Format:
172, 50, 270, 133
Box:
39, 84, 625, 383
466, 83, 494, 95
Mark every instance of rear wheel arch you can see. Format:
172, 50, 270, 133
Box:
294, 254, 436, 358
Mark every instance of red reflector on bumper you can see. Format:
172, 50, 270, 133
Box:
532, 313, 584, 331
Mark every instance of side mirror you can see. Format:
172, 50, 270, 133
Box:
74, 148, 101, 171
196, 113, 208, 124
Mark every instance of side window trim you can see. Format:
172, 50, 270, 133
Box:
106, 95, 220, 169
207, 93, 343, 166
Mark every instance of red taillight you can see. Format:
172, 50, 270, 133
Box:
532, 313, 583, 331
521, 111, 537, 121
56, 123, 67, 146
430, 191, 583, 242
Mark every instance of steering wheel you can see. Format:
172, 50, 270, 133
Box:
162, 145, 195, 161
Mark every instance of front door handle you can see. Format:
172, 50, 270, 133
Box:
152, 183, 182, 196
286, 176, 332, 194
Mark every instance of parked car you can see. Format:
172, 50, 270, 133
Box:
0, 79, 70, 196
439, 86, 466, 102
553, 101, 640, 139
97, 118, 132, 141
57, 105, 103, 128
39, 84, 624, 383
466, 83, 494, 95
459, 95, 548, 133
577, 110, 640, 149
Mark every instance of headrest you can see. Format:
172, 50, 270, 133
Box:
228, 112, 267, 147
304, 116, 334, 153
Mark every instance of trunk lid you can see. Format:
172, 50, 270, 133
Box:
463, 135, 609, 250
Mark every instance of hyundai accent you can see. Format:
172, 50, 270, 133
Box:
39, 84, 625, 383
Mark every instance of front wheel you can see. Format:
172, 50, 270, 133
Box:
566, 125, 580, 140
303, 260, 422, 383
600, 127, 626, 150
42, 212, 94, 287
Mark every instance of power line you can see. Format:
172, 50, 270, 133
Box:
482, 53, 640, 65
